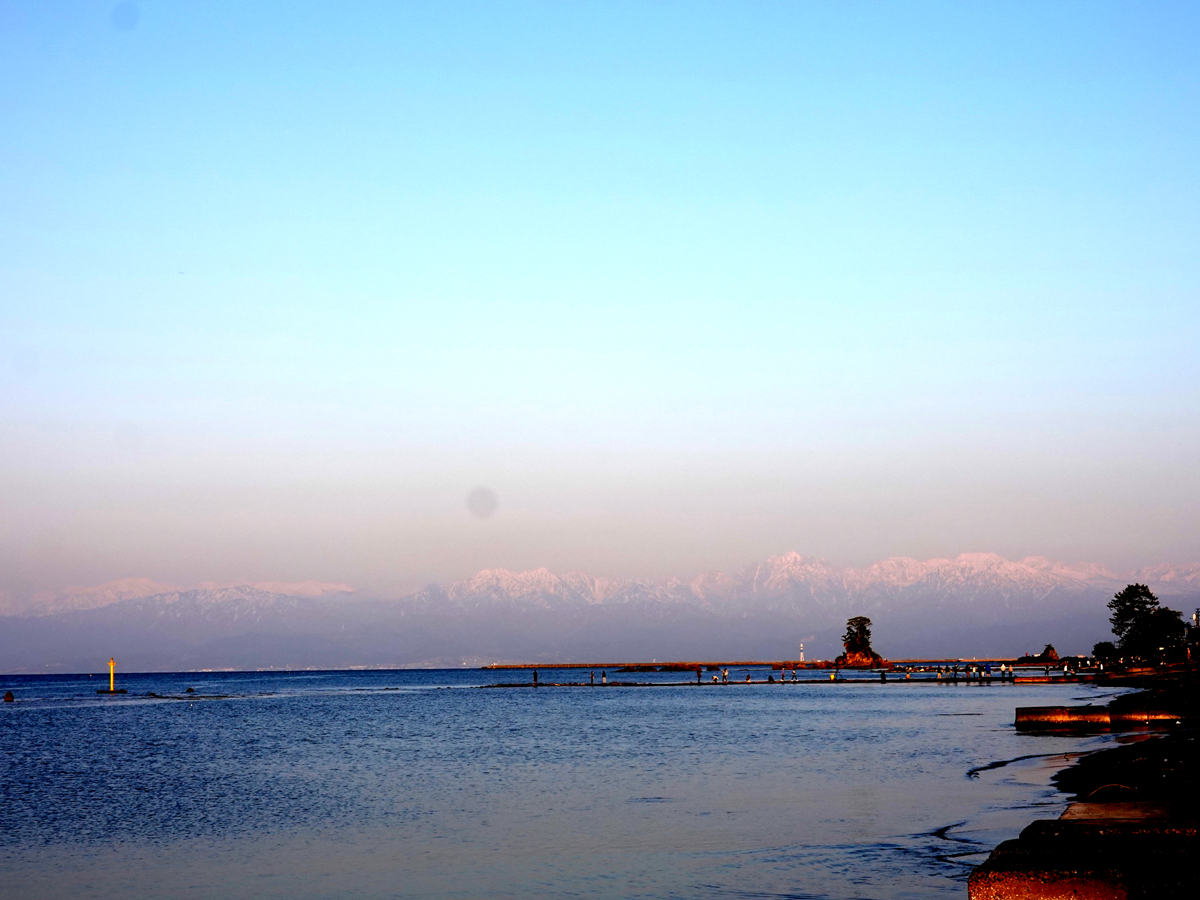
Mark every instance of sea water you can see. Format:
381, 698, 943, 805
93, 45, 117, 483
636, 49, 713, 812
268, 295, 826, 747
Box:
0, 668, 1123, 899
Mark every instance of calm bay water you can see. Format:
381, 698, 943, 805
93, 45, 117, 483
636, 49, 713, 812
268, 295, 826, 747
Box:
1, 668, 1122, 899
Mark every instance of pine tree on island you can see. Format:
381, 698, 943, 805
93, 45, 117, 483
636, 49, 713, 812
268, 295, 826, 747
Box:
1016, 643, 1059, 665
835, 616, 884, 668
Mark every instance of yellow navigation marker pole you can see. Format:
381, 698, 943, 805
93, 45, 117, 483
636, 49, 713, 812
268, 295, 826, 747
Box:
109, 657, 115, 692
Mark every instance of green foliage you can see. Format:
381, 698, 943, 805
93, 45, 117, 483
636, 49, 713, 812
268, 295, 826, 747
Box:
1041, 644, 1058, 661
842, 616, 873, 656
1091, 641, 1117, 662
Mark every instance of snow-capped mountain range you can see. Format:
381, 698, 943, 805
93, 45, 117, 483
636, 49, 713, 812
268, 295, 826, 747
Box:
10, 580, 355, 617
392, 551, 1198, 617
2, 553, 1197, 673
11, 551, 1197, 619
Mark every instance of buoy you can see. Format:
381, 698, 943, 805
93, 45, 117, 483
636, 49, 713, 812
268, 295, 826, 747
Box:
3, 691, 13, 702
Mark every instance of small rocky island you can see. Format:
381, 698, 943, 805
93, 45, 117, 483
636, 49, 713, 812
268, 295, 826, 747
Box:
833, 615, 885, 668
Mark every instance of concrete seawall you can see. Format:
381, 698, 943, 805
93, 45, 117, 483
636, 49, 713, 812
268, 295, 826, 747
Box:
971, 677, 1199, 899
969, 799, 1197, 900
1015, 706, 1181, 730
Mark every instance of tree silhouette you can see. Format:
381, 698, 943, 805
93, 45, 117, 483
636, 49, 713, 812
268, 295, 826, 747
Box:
1107, 583, 1186, 660
1128, 607, 1186, 657
842, 616, 874, 656
1108, 584, 1159, 645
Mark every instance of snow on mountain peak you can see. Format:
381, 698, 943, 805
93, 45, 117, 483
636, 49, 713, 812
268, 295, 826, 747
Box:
854, 557, 929, 588
1020, 557, 1119, 584
24, 578, 181, 615
449, 567, 573, 603
194, 580, 355, 597
9, 552, 1200, 620
1132, 563, 1200, 586
754, 553, 839, 591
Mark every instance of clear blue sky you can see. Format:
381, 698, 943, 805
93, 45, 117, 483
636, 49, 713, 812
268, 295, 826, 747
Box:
2, 1, 1198, 596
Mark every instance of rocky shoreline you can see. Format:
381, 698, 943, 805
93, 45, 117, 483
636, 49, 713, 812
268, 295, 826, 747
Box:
968, 670, 1199, 899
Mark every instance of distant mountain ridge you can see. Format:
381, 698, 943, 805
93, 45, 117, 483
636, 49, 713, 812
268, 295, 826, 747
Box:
13, 552, 1198, 619
417, 551, 1197, 612
10, 580, 355, 617
2, 553, 1197, 673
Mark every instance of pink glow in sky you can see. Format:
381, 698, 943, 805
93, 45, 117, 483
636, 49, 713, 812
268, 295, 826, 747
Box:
2, 3, 1198, 599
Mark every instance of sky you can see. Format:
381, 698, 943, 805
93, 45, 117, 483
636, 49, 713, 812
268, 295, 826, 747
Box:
2, 1, 1198, 599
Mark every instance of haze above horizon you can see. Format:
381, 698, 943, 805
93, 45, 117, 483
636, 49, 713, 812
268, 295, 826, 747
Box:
2, 2, 1198, 599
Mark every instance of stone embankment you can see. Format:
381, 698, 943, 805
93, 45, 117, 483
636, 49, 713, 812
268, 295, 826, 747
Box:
969, 676, 1199, 899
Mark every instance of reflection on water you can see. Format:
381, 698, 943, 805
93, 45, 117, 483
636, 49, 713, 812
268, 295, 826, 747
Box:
0, 669, 1122, 899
